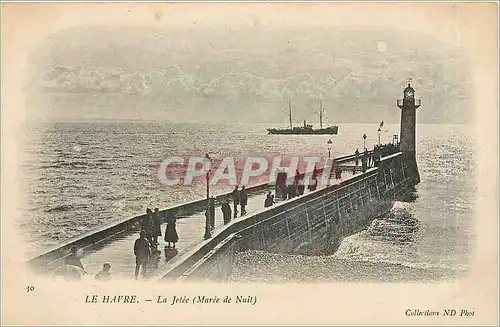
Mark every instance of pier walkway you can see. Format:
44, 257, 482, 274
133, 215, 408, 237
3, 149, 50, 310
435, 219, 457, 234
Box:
80, 188, 272, 278
29, 147, 398, 280
81, 173, 359, 280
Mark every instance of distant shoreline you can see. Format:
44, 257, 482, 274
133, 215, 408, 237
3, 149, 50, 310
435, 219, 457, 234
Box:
25, 120, 472, 126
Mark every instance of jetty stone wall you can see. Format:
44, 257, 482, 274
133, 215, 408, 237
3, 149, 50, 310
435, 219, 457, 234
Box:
164, 152, 416, 282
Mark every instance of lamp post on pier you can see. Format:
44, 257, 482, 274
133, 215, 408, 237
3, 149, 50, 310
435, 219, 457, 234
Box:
377, 128, 381, 146
327, 139, 332, 158
363, 133, 367, 150
203, 153, 212, 240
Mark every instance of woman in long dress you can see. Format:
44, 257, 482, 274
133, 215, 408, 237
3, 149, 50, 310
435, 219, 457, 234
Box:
164, 211, 179, 248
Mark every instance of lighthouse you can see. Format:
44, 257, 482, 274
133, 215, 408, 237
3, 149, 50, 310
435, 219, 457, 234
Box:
397, 79, 421, 184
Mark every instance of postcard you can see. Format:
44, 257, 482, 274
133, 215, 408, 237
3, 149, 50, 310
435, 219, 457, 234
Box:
1, 2, 498, 325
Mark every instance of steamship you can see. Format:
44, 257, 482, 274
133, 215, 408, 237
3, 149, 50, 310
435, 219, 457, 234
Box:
267, 99, 339, 135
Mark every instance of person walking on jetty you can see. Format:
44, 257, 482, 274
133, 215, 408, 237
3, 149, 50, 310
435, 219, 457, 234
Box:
164, 211, 179, 249
295, 169, 305, 196
64, 246, 87, 275
362, 151, 368, 173
95, 263, 111, 281
297, 180, 305, 196
309, 166, 319, 192
221, 199, 232, 225
134, 230, 151, 280
239, 185, 248, 216
264, 191, 273, 208
288, 183, 297, 199
355, 148, 360, 166
232, 186, 240, 218
152, 208, 162, 248
141, 208, 155, 246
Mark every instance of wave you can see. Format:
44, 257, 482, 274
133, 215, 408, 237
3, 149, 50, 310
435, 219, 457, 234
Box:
103, 194, 125, 201
81, 193, 97, 199
41, 161, 89, 169
231, 250, 464, 283
333, 239, 468, 273
44, 204, 74, 213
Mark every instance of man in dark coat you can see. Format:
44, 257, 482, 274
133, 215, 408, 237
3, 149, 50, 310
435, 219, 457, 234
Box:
152, 208, 162, 247
134, 230, 151, 280
232, 186, 240, 218
239, 186, 248, 215
221, 200, 232, 225
141, 208, 155, 246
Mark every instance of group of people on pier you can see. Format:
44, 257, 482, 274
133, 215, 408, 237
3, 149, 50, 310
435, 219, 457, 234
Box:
231, 185, 248, 217
352, 143, 397, 174
205, 185, 252, 229
140, 207, 179, 249
134, 207, 179, 279
204, 185, 250, 230
275, 167, 323, 201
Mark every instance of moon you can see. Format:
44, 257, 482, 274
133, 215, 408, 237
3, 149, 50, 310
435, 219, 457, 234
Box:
377, 41, 387, 53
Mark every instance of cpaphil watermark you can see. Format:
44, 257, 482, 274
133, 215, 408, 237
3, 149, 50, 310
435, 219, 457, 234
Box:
157, 155, 344, 188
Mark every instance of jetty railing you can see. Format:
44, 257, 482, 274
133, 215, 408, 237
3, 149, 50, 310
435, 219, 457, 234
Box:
168, 152, 411, 281
155, 165, 387, 281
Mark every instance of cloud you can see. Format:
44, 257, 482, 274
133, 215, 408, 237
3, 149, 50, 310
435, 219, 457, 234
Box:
37, 47, 472, 123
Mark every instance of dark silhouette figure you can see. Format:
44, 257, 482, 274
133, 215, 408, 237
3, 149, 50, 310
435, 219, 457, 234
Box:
141, 208, 155, 246
134, 230, 151, 280
95, 263, 111, 281
335, 165, 343, 180
355, 148, 360, 166
239, 186, 248, 215
374, 145, 381, 167
221, 200, 232, 225
309, 166, 319, 192
288, 184, 297, 198
232, 186, 240, 218
281, 184, 289, 200
364, 149, 370, 167
164, 211, 179, 248
152, 208, 162, 247
64, 246, 87, 274
264, 191, 273, 207
297, 183, 305, 196
270, 194, 275, 205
